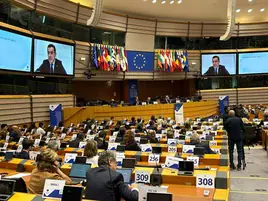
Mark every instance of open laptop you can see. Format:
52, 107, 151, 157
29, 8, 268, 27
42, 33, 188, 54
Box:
75, 156, 87, 164
69, 163, 91, 184
61, 186, 84, 201
152, 147, 162, 154
0, 179, 16, 201
116, 168, 133, 184
178, 161, 194, 176
116, 145, 126, 152
122, 158, 136, 169
147, 193, 172, 201
194, 147, 205, 158
179, 135, 186, 140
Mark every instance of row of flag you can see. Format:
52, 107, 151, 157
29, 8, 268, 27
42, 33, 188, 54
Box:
92, 44, 189, 72
93, 44, 128, 72
157, 49, 189, 72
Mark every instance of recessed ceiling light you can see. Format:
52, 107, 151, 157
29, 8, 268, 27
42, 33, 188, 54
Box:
161, 0, 166, 4
170, 0, 174, 4
192, 62, 196, 65
152, 0, 157, 3
248, 0, 252, 2
178, 0, 182, 3
236, 9, 241, 13
260, 8, 265, 12
248, 8, 252, 12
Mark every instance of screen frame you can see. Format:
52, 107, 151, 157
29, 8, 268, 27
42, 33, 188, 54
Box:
32, 36, 75, 77
238, 51, 268, 76
200, 52, 238, 77
0, 27, 33, 75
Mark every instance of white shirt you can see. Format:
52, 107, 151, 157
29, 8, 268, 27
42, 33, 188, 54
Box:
35, 127, 46, 135
86, 155, 99, 165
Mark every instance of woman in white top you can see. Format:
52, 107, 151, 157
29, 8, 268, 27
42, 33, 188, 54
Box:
84, 140, 99, 165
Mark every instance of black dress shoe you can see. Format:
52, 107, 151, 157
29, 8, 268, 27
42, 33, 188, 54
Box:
230, 165, 236, 170
242, 160, 246, 170
237, 166, 241, 171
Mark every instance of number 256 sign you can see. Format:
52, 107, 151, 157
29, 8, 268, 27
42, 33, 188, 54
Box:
196, 174, 215, 189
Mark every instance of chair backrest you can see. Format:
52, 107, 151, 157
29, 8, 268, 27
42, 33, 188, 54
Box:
244, 126, 256, 138
8, 178, 27, 193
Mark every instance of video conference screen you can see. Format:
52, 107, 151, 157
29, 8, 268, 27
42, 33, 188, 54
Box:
0, 29, 32, 72
239, 52, 268, 75
201, 53, 236, 76
34, 39, 74, 75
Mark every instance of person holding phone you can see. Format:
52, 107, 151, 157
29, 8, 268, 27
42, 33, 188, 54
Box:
28, 148, 72, 194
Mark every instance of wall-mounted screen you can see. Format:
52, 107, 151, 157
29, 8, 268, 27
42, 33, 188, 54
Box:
34, 39, 74, 75
0, 29, 32, 72
201, 53, 236, 76
239, 52, 268, 75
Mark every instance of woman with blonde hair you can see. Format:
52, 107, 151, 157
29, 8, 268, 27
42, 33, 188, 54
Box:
28, 148, 72, 194
189, 133, 215, 154
84, 140, 99, 165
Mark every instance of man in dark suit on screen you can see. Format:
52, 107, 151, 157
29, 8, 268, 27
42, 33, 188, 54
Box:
204, 56, 230, 76
36, 44, 67, 75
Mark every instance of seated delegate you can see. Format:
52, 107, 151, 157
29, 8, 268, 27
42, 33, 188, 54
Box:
69, 133, 85, 148
189, 134, 215, 154
84, 140, 99, 165
14, 139, 33, 159
28, 148, 72, 194
124, 131, 141, 151
85, 151, 138, 201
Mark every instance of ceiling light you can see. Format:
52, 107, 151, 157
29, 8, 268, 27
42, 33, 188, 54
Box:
170, 0, 174, 4
236, 9, 241, 13
152, 0, 157, 3
178, 0, 182, 3
248, 0, 252, 2
260, 8, 265, 12
248, 8, 252, 12
161, 0, 166, 4
192, 62, 196, 65
80, 57, 86, 61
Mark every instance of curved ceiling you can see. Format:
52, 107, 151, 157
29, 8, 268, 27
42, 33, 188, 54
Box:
103, 0, 268, 23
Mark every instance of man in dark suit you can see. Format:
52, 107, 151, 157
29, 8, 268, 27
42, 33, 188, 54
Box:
204, 56, 230, 76
36, 44, 67, 75
133, 96, 141, 106
146, 97, 152, 105
14, 139, 33, 159
224, 110, 245, 171
189, 134, 215, 154
69, 133, 85, 148
85, 151, 138, 201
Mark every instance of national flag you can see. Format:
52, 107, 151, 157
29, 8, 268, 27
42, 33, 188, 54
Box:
127, 51, 154, 72
157, 50, 164, 70
93, 44, 98, 68
183, 50, 190, 72
116, 47, 121, 72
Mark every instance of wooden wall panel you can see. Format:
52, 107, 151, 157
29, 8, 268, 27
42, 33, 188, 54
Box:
184, 101, 218, 119
32, 94, 74, 122
74, 42, 90, 79
127, 18, 156, 35
96, 12, 127, 32
238, 87, 268, 105
156, 21, 188, 37
200, 89, 237, 106
72, 81, 123, 101
0, 95, 31, 125
77, 5, 92, 25
125, 32, 155, 52
11, 0, 35, 9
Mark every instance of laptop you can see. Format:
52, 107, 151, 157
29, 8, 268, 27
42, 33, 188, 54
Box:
0, 179, 16, 201
194, 147, 205, 158
179, 135, 186, 140
75, 156, 87, 164
147, 193, 172, 201
4, 152, 13, 161
116, 145, 126, 152
140, 138, 148, 144
61, 186, 84, 201
116, 168, 133, 184
122, 158, 136, 169
69, 163, 91, 184
60, 142, 68, 149
152, 147, 162, 154
178, 161, 194, 176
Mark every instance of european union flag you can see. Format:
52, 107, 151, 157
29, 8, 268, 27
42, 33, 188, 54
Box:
127, 51, 154, 72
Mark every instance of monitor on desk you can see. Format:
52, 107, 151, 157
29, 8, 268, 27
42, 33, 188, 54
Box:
69, 163, 91, 179
116, 168, 132, 184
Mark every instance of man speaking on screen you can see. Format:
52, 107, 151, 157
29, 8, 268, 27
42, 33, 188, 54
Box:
204, 56, 230, 76
36, 44, 67, 75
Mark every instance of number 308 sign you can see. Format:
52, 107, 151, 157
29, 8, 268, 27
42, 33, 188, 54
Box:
196, 174, 215, 189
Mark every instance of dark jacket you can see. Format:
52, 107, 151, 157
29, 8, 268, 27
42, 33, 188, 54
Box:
222, 113, 229, 125
36, 59, 67, 75
224, 116, 245, 140
189, 140, 215, 154
69, 139, 82, 148
14, 150, 29, 159
147, 137, 159, 144
125, 142, 141, 151
204, 65, 230, 76
85, 166, 138, 201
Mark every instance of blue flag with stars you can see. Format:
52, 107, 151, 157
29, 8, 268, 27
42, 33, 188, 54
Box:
127, 51, 154, 72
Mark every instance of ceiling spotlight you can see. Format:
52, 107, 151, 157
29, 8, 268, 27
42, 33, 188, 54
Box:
248, 0, 252, 2
152, 0, 157, 3
236, 9, 241, 13
161, 0, 166, 4
178, 0, 182, 3
260, 8, 265, 12
192, 62, 196, 65
170, 0, 174, 4
248, 8, 252, 12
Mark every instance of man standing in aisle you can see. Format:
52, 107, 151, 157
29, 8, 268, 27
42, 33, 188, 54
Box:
224, 110, 245, 171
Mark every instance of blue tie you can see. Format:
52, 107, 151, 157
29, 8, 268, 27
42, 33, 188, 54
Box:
50, 63, 53, 73
215, 68, 217, 75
